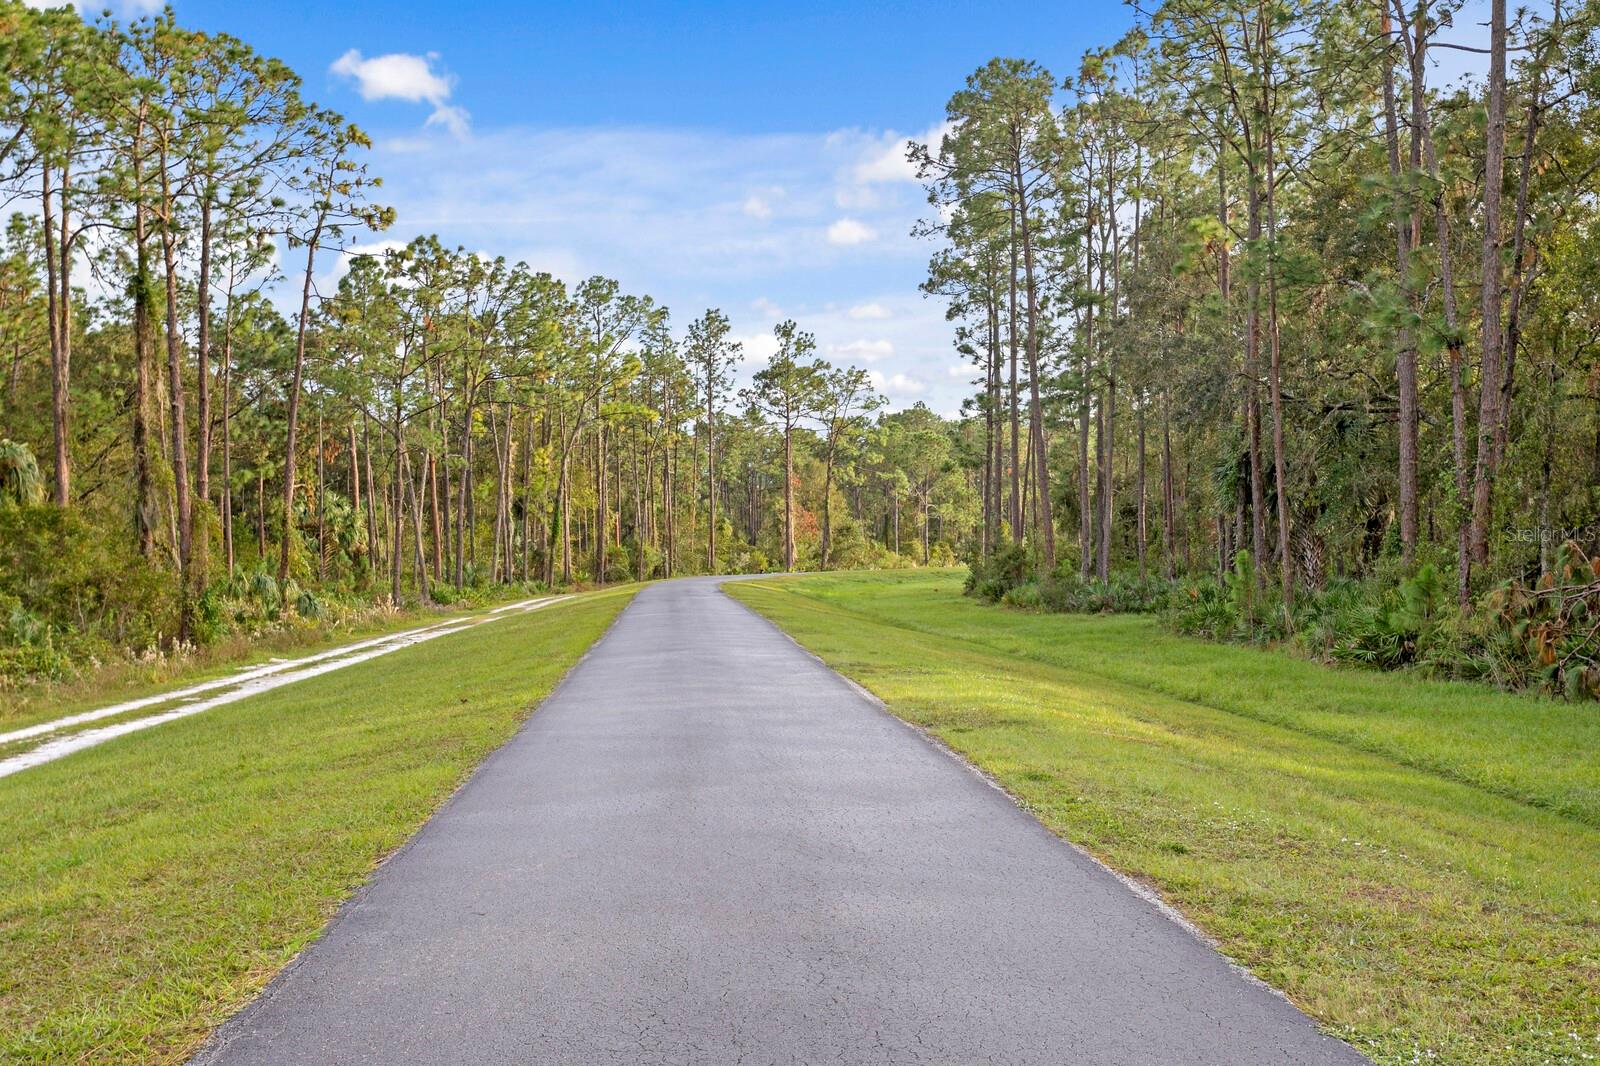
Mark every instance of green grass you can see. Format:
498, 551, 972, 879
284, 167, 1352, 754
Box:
0, 586, 634, 1065
0, 590, 563, 734
728, 570, 1600, 1066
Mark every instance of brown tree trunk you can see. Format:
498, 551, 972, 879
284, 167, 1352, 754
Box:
1137, 398, 1148, 581
1382, 2, 1420, 564
222, 326, 235, 575
1469, 0, 1508, 566
316, 410, 326, 581
42, 163, 72, 507
280, 220, 325, 583
159, 159, 194, 638
1020, 178, 1055, 570
1263, 43, 1294, 613
196, 198, 213, 507
706, 379, 717, 573
595, 391, 608, 583
1495, 56, 1546, 480
1403, 0, 1472, 605
1161, 387, 1176, 580
132, 136, 155, 558
783, 420, 795, 571
1008, 199, 1022, 545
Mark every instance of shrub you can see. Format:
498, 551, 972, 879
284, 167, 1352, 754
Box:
1040, 573, 1175, 614
1001, 581, 1044, 610
964, 540, 1034, 602
0, 439, 45, 508
1483, 541, 1600, 700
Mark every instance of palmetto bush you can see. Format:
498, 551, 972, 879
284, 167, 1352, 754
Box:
0, 439, 45, 509
979, 543, 1600, 701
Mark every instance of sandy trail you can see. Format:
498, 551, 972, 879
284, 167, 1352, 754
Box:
0, 596, 569, 781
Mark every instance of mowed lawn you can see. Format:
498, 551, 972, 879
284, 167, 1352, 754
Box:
0, 587, 635, 1065
728, 570, 1600, 1066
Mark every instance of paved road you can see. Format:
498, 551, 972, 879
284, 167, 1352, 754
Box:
194, 577, 1369, 1066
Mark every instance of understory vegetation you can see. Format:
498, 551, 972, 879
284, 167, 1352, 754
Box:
732, 571, 1600, 1066
966, 537, 1600, 699
914, 3, 1600, 703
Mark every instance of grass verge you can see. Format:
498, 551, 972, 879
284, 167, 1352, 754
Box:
728, 570, 1600, 1066
0, 588, 577, 733
0, 586, 635, 1064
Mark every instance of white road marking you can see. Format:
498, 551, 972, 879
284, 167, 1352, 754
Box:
0, 595, 571, 780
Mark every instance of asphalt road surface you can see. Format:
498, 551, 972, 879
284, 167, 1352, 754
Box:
193, 577, 1370, 1066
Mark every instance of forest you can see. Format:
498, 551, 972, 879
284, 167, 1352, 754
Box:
3, 0, 1600, 700
919, 0, 1600, 698
0, 2, 975, 684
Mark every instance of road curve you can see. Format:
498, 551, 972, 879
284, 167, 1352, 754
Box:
193, 576, 1369, 1066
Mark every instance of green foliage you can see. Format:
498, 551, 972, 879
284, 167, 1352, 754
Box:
1481, 541, 1600, 700
0, 506, 171, 682
963, 540, 1034, 602
0, 439, 45, 508
295, 589, 323, 619
1040, 572, 1174, 614
999, 580, 1044, 610
978, 543, 1599, 701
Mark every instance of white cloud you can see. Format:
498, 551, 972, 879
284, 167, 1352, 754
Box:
354, 125, 969, 411
868, 370, 928, 397
742, 195, 773, 220
827, 218, 877, 246
947, 362, 974, 378
320, 238, 411, 293
331, 49, 470, 138
425, 104, 471, 139
736, 330, 779, 365
828, 338, 894, 363
834, 185, 882, 210
850, 121, 953, 185
847, 301, 892, 321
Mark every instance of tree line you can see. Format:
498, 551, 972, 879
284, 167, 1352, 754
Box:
0, 2, 977, 672
917, 0, 1600, 628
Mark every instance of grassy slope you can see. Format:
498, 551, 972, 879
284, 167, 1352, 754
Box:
729, 571, 1600, 1066
0, 592, 559, 733
0, 586, 635, 1065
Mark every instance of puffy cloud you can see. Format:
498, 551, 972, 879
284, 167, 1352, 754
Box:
425, 104, 471, 139
849, 121, 953, 185
742, 195, 773, 220
331, 238, 410, 276
331, 50, 470, 138
355, 125, 973, 411
735, 330, 779, 365
826, 218, 877, 246
868, 370, 928, 397
847, 301, 892, 321
827, 338, 894, 363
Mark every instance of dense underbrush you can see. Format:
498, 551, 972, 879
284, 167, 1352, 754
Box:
965, 539, 1600, 701
0, 504, 551, 691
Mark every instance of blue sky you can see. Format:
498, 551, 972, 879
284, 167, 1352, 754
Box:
131, 0, 1138, 414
